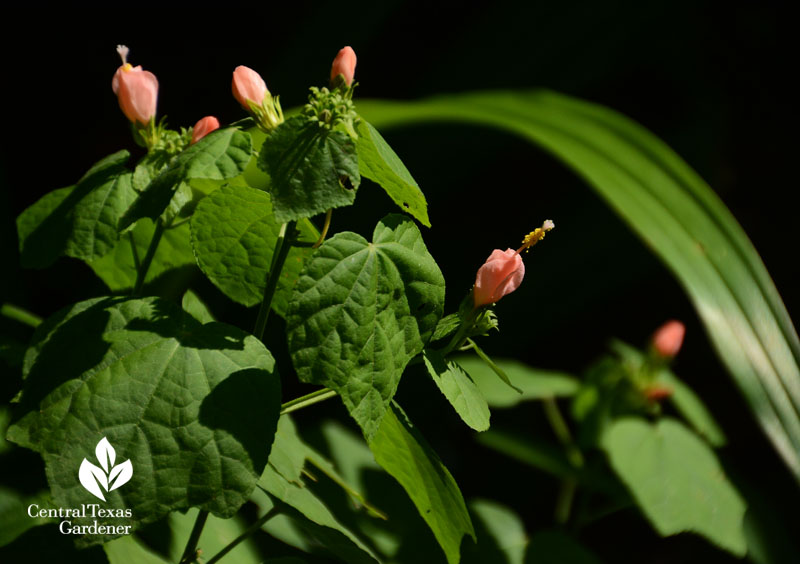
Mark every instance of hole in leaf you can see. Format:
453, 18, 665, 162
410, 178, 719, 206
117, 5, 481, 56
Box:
402, 202, 410, 208
340, 175, 355, 190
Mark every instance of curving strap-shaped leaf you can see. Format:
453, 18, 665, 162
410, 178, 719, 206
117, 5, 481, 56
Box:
357, 90, 800, 481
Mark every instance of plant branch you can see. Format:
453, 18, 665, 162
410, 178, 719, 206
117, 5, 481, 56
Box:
543, 398, 583, 467
205, 507, 280, 564
542, 397, 584, 526
178, 510, 209, 564
1, 303, 43, 328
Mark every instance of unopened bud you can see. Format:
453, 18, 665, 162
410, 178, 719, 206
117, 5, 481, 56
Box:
652, 320, 686, 358
643, 384, 673, 402
330, 46, 357, 87
232, 66, 268, 110
191, 116, 220, 144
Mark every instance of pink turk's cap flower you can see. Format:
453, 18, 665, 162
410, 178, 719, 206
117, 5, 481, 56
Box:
473, 249, 525, 308
472, 219, 554, 308
330, 46, 357, 86
191, 116, 220, 144
232, 66, 268, 110
112, 45, 158, 125
652, 320, 686, 358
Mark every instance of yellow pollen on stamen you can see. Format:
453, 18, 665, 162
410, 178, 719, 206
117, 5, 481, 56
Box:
122, 63, 133, 72
517, 219, 555, 253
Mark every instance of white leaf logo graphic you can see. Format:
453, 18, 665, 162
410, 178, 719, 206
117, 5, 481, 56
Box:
78, 437, 133, 501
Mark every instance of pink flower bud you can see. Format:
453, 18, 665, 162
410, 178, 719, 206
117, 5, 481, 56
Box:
232, 66, 268, 110
112, 47, 157, 126
643, 384, 673, 402
652, 320, 686, 358
473, 249, 525, 308
330, 46, 357, 86
191, 116, 220, 144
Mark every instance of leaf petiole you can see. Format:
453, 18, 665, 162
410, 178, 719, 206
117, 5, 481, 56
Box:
178, 509, 208, 564
133, 217, 166, 296
0, 303, 43, 328
280, 388, 338, 415
253, 221, 297, 340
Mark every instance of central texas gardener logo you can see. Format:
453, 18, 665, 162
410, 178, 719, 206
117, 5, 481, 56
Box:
78, 437, 133, 501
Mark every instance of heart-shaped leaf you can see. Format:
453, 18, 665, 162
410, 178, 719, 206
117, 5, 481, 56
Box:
7, 297, 280, 545
17, 150, 136, 267
259, 116, 360, 222
602, 417, 746, 555
287, 214, 445, 438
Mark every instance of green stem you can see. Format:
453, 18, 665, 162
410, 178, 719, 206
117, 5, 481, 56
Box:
554, 479, 578, 525
281, 388, 337, 415
129, 231, 141, 273
253, 221, 296, 341
542, 397, 584, 526
440, 308, 481, 356
1, 304, 43, 328
205, 507, 280, 564
179, 510, 209, 564
133, 218, 166, 296
543, 397, 584, 468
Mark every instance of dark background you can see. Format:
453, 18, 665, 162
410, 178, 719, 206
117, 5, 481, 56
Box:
1, 1, 798, 562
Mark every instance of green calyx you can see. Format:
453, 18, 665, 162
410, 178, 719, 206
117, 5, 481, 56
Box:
247, 93, 285, 133
133, 117, 192, 155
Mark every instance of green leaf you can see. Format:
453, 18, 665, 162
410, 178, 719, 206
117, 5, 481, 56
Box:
87, 218, 196, 292
431, 313, 461, 342
267, 415, 309, 484
17, 150, 136, 267
104, 535, 170, 564
358, 91, 800, 482
268, 415, 385, 518
287, 214, 445, 438
259, 116, 360, 222
166, 508, 261, 564
424, 350, 490, 432
368, 403, 475, 564
524, 530, 603, 564
465, 499, 527, 564
181, 289, 215, 324
356, 120, 429, 227
120, 127, 252, 229
656, 370, 726, 447
0, 488, 52, 548
256, 468, 380, 564
455, 356, 579, 407
320, 420, 384, 494
190, 184, 318, 316
7, 296, 281, 544
602, 417, 746, 555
